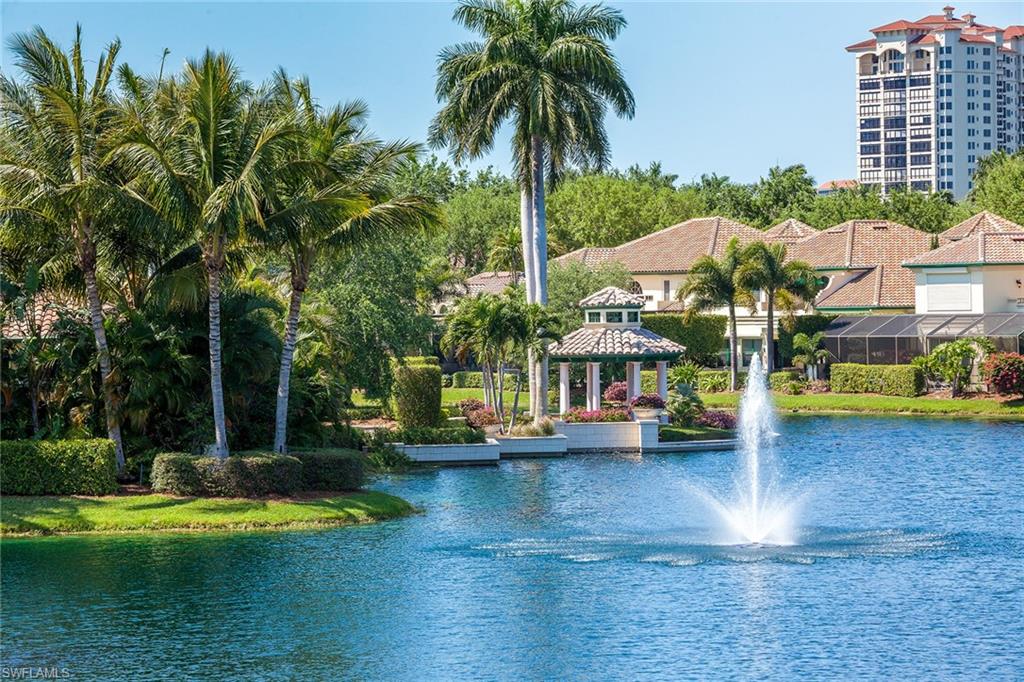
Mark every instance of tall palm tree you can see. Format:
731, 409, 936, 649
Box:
431, 0, 635, 420
262, 74, 439, 453
737, 241, 819, 373
678, 237, 749, 391
0, 26, 128, 468
486, 223, 523, 280
110, 51, 295, 457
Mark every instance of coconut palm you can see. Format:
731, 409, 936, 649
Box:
678, 237, 749, 392
109, 51, 295, 457
261, 74, 439, 453
0, 26, 130, 468
737, 241, 819, 373
486, 224, 523, 280
431, 0, 635, 420
791, 331, 829, 380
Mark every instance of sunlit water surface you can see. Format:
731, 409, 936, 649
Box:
2, 416, 1022, 679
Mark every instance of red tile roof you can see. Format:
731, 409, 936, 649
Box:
789, 220, 940, 270
904, 232, 1024, 266
814, 265, 918, 310
845, 38, 877, 51
818, 179, 859, 191
959, 33, 993, 43
941, 211, 1024, 241
609, 217, 766, 274
465, 271, 520, 294
871, 20, 926, 33
763, 218, 818, 245
552, 247, 617, 268
1004, 26, 1024, 39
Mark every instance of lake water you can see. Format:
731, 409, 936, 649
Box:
2, 416, 1022, 679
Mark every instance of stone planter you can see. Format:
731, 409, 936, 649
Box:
495, 434, 568, 458
632, 408, 664, 420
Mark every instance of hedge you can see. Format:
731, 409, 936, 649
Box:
290, 449, 365, 491
642, 368, 743, 393
1, 439, 118, 495
830, 363, 924, 397
769, 370, 803, 391
401, 355, 439, 366
389, 359, 442, 427
452, 371, 497, 388
151, 453, 303, 497
777, 314, 836, 365
642, 313, 727, 364
376, 425, 486, 445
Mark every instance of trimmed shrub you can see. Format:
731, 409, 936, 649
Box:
769, 370, 804, 392
603, 381, 628, 403
562, 407, 630, 423
441, 374, 453, 388
643, 313, 727, 364
982, 352, 1024, 396
695, 410, 737, 430
830, 363, 924, 397
151, 453, 303, 497
389, 360, 442, 427
402, 355, 439, 366
290, 449, 365, 491
805, 379, 831, 394
452, 371, 497, 388
509, 418, 557, 437
1, 439, 119, 495
377, 425, 486, 445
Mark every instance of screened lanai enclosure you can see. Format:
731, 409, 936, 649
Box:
824, 314, 1024, 364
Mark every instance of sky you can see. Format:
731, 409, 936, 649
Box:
3, 1, 1022, 185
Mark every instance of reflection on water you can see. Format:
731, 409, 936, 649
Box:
2, 416, 1022, 680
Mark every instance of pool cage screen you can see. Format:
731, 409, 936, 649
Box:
823, 313, 1024, 365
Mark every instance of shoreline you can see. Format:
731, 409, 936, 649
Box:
0, 490, 415, 538
702, 392, 1024, 420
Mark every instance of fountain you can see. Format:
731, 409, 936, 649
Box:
690, 354, 803, 545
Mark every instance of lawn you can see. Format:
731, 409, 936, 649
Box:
0, 491, 414, 537
659, 425, 735, 442
702, 392, 1024, 418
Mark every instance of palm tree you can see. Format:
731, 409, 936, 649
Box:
486, 224, 523, 280
737, 241, 819, 373
432, 0, 635, 420
791, 331, 829, 380
0, 26, 128, 469
678, 237, 748, 391
262, 74, 439, 453
109, 51, 295, 457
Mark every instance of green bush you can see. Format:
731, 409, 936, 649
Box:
375, 425, 487, 445
777, 314, 836, 365
0, 439, 118, 495
769, 370, 804, 392
509, 418, 557, 437
451, 371, 498, 388
642, 313, 727, 364
290, 449, 365, 491
389, 360, 442, 427
151, 453, 302, 497
697, 370, 744, 393
441, 374, 453, 388
830, 363, 924, 397
402, 355, 439, 366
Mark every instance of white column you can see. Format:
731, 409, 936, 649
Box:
593, 362, 602, 410
559, 362, 571, 416
627, 361, 641, 400
656, 361, 669, 401
585, 362, 594, 411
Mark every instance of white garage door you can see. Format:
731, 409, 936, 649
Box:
926, 273, 971, 311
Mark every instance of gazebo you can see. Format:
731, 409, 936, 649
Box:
548, 287, 686, 415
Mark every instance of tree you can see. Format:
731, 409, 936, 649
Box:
432, 0, 635, 421
751, 164, 816, 227
790, 331, 829, 380
111, 51, 295, 457
736, 241, 819, 373
971, 150, 1024, 225
261, 75, 438, 453
0, 26, 128, 469
446, 184, 518, 272
487, 224, 524, 278
678, 237, 748, 391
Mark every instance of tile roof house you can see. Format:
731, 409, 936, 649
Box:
763, 218, 818, 245
464, 271, 520, 295
939, 211, 1024, 241
552, 247, 617, 268
609, 217, 767, 274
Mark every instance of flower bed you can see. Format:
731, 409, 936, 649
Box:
695, 410, 737, 430
562, 407, 630, 423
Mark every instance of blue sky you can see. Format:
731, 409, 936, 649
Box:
3, 1, 1021, 185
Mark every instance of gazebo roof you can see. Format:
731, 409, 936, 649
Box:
579, 286, 645, 309
548, 326, 686, 362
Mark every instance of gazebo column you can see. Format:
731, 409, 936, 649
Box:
559, 362, 571, 416
586, 362, 601, 411
656, 361, 669, 401
626, 361, 641, 401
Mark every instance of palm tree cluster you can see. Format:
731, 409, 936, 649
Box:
678, 238, 819, 389
0, 27, 439, 466
431, 0, 634, 422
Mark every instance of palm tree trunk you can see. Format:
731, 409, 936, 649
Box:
530, 135, 549, 421
520, 186, 538, 418
481, 361, 492, 408
728, 303, 739, 392
496, 362, 505, 433
765, 296, 775, 374
509, 369, 522, 431
82, 258, 126, 471
273, 282, 305, 453
207, 264, 229, 458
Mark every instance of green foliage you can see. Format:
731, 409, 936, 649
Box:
446, 185, 519, 273
666, 385, 704, 426
769, 370, 804, 392
797, 185, 969, 233
829, 363, 925, 397
642, 314, 727, 365
365, 444, 414, 473
289, 449, 366, 491
451, 371, 493, 388
970, 150, 1024, 225
389, 360, 442, 427
921, 338, 994, 396
547, 260, 632, 332
697, 370, 743, 393
777, 314, 836, 364
659, 425, 733, 442
403, 356, 439, 366
508, 418, 557, 437
982, 353, 1024, 396
375, 425, 486, 445
668, 361, 702, 388
0, 439, 118, 495
150, 453, 303, 497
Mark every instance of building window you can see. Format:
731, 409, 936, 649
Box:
606, 311, 623, 323
587, 312, 601, 323
626, 311, 639, 323
663, 280, 671, 299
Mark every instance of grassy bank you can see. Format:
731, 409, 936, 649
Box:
659, 425, 735, 442
702, 392, 1024, 418
0, 491, 414, 537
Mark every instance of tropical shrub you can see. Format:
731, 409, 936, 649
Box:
777, 314, 836, 365
403, 356, 439, 366
603, 381, 628, 403
784, 380, 804, 395
456, 398, 500, 427
642, 314, 727, 365
0, 439, 118, 495
456, 398, 485, 413
804, 379, 831, 394
365, 444, 413, 472
666, 386, 705, 426
981, 352, 1024, 396
375, 426, 487, 445
562, 408, 630, 423
769, 370, 804, 392
389, 360, 442, 427
441, 374, 454, 388
290, 449, 366, 491
697, 370, 744, 393
695, 410, 737, 430
829, 363, 924, 397
924, 338, 993, 396
509, 418, 557, 437
630, 393, 666, 409
668, 361, 702, 388
150, 453, 303, 497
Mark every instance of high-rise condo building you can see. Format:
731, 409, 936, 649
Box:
846, 6, 1023, 199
